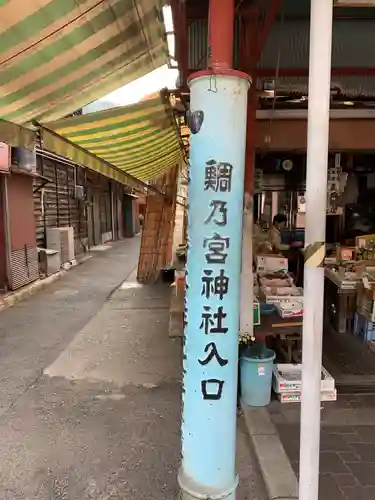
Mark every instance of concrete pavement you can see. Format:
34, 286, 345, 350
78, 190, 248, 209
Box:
0, 238, 141, 418
268, 395, 375, 500
0, 238, 266, 500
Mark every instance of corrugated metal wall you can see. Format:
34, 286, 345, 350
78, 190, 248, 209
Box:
34, 154, 87, 254
188, 17, 375, 71
188, 18, 240, 70
260, 19, 375, 70
187, 16, 375, 97
7, 174, 39, 290
258, 19, 375, 97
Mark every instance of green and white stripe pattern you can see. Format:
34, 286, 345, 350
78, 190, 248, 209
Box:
42, 93, 183, 182
0, 0, 167, 125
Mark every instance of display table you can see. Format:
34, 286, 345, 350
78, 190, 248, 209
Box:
255, 312, 303, 363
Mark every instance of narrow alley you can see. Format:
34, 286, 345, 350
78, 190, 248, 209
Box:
0, 238, 265, 500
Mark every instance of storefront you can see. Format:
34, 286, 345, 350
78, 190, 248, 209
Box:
34, 151, 131, 254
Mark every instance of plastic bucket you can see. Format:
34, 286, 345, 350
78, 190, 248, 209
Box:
240, 348, 276, 407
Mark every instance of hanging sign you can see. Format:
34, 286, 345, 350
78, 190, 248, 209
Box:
0, 142, 10, 173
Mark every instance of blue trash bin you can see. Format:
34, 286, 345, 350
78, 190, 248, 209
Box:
240, 347, 275, 407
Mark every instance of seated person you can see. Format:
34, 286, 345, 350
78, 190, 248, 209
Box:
270, 214, 303, 252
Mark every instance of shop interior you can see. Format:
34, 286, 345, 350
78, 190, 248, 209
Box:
253, 151, 375, 397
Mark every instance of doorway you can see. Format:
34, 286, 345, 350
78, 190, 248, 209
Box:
87, 187, 101, 247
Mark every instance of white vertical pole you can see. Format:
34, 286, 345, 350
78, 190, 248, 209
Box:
240, 192, 254, 340
299, 1, 333, 500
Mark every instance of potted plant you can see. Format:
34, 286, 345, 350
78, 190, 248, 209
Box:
238, 331, 275, 407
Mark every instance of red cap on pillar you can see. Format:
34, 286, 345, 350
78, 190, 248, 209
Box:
208, 0, 235, 70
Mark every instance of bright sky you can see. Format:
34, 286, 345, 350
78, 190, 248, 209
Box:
95, 5, 177, 106
103, 65, 179, 105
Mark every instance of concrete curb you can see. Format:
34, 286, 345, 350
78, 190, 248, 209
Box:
0, 254, 92, 313
241, 402, 299, 500
0, 271, 66, 312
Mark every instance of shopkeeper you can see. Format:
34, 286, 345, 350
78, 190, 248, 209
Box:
270, 214, 303, 252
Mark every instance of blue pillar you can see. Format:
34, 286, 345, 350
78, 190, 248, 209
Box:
179, 70, 250, 500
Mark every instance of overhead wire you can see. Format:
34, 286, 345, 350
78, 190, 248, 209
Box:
0, 0, 107, 67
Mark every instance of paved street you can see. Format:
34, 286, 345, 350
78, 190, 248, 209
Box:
0, 238, 266, 500
269, 395, 375, 500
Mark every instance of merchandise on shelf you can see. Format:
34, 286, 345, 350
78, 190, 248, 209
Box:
256, 255, 288, 275
272, 364, 335, 393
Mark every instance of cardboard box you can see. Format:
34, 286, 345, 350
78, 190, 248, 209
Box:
259, 276, 294, 288
256, 255, 288, 275
261, 285, 303, 305
276, 301, 303, 318
273, 364, 335, 393
336, 246, 356, 262
277, 389, 337, 403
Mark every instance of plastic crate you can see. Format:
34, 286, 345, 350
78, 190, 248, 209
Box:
273, 364, 335, 393
278, 389, 337, 404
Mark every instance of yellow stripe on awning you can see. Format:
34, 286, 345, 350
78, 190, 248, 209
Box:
41, 92, 184, 183
0, 0, 168, 125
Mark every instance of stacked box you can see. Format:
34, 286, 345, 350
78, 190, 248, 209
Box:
272, 364, 336, 404
256, 255, 288, 275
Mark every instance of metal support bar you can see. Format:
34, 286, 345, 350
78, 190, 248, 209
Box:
34, 121, 168, 199
299, 1, 333, 500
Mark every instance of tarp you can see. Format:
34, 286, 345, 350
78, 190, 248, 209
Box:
41, 93, 184, 182
0, 0, 168, 125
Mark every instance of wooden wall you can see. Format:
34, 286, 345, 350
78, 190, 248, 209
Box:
34, 154, 87, 254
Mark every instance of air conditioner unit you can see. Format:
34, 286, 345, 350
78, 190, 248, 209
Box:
74, 185, 85, 200
46, 227, 75, 264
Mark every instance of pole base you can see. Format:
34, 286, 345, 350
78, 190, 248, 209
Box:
178, 469, 239, 500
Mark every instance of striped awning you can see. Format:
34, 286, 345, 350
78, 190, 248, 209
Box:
0, 119, 36, 150
0, 0, 168, 126
41, 93, 184, 182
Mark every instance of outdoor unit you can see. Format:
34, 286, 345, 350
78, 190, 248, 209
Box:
38, 248, 61, 276
46, 227, 75, 264
74, 185, 85, 200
